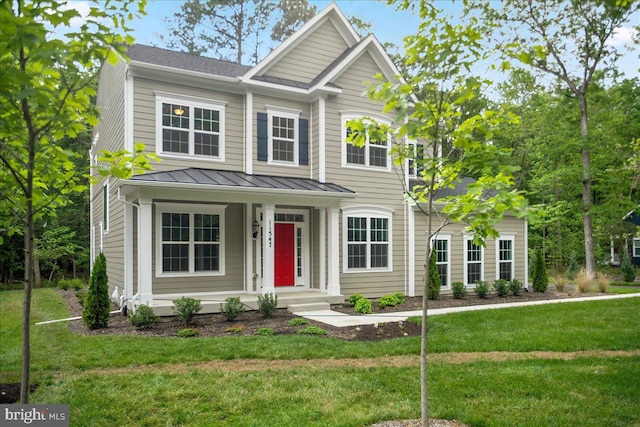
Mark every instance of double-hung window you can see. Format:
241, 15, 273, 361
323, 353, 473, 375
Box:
408, 142, 424, 177
343, 207, 393, 272
265, 106, 301, 166
633, 237, 640, 258
496, 236, 515, 281
156, 203, 226, 277
342, 114, 391, 171
156, 93, 226, 160
464, 236, 483, 285
431, 235, 451, 287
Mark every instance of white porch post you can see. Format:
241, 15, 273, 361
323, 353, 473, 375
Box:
318, 96, 326, 183
327, 206, 340, 296
124, 202, 133, 301
262, 203, 275, 294
318, 208, 326, 292
408, 204, 416, 297
138, 198, 153, 305
245, 203, 254, 292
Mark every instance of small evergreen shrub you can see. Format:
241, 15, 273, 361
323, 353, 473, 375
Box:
621, 252, 636, 283
354, 298, 372, 314
348, 294, 364, 306
225, 325, 245, 334
378, 294, 401, 309
452, 282, 467, 299
493, 279, 509, 297
297, 326, 327, 335
58, 278, 84, 290
255, 327, 275, 336
173, 297, 202, 326
83, 253, 110, 330
220, 296, 244, 321
129, 304, 158, 329
177, 328, 197, 338
474, 281, 490, 298
288, 318, 308, 326
427, 250, 441, 300
392, 292, 405, 304
257, 292, 278, 318
532, 249, 548, 293
509, 279, 522, 296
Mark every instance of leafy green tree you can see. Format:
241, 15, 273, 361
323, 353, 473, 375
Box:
82, 252, 110, 329
34, 222, 81, 283
0, 0, 149, 403
474, 0, 640, 278
348, 2, 531, 423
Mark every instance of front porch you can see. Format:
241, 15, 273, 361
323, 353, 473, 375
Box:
147, 290, 345, 316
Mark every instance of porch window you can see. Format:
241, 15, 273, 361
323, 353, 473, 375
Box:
465, 237, 483, 285
156, 93, 226, 161
634, 237, 640, 257
497, 237, 514, 281
342, 114, 391, 171
156, 203, 226, 277
343, 207, 393, 272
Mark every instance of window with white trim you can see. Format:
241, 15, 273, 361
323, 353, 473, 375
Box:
464, 236, 483, 285
343, 208, 393, 272
342, 115, 390, 170
102, 182, 109, 232
156, 94, 226, 160
634, 237, 640, 257
431, 235, 451, 287
408, 142, 424, 177
497, 237, 515, 281
267, 107, 300, 165
156, 204, 226, 276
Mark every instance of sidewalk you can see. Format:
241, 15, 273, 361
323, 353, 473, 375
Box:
299, 293, 640, 327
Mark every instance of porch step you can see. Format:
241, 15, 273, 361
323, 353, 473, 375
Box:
287, 302, 331, 313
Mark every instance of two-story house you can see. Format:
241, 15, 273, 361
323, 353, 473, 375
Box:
91, 3, 528, 314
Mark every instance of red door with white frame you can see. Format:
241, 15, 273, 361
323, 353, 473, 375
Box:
274, 223, 295, 286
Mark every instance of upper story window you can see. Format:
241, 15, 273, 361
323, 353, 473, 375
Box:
343, 207, 394, 273
257, 107, 308, 166
342, 114, 391, 172
408, 142, 424, 177
156, 93, 226, 161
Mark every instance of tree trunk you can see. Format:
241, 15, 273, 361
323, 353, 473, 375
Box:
421, 175, 436, 426
21, 203, 33, 403
579, 94, 595, 278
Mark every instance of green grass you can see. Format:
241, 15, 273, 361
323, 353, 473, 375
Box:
2, 289, 640, 426
610, 285, 640, 294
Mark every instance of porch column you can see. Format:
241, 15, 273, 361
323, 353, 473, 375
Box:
319, 208, 326, 292
124, 202, 133, 302
327, 206, 340, 296
245, 203, 254, 292
262, 203, 275, 294
408, 204, 415, 297
318, 96, 326, 183
138, 198, 153, 305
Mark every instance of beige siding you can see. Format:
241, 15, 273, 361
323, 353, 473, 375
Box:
132, 77, 245, 172
152, 202, 245, 294
263, 20, 350, 83
311, 98, 320, 181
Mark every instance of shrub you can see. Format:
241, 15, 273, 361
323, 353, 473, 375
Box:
255, 327, 275, 336
348, 293, 364, 306
427, 250, 441, 300
297, 326, 327, 335
58, 278, 84, 290
552, 274, 568, 292
173, 297, 202, 326
129, 304, 158, 329
220, 297, 244, 321
288, 318, 308, 326
532, 249, 548, 293
257, 292, 278, 318
75, 289, 87, 307
354, 298, 372, 314
474, 281, 490, 298
575, 268, 593, 293
493, 279, 509, 297
621, 252, 636, 283
393, 292, 405, 304
452, 282, 467, 299
595, 272, 611, 293
225, 325, 245, 334
378, 294, 402, 309
509, 279, 522, 296
82, 253, 110, 330
177, 328, 197, 338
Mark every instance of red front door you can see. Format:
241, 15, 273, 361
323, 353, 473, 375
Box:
274, 223, 295, 286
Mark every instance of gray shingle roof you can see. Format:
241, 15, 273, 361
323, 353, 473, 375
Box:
129, 168, 356, 195
127, 44, 252, 78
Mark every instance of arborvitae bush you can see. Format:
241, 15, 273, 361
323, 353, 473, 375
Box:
452, 282, 467, 299
621, 252, 636, 283
173, 297, 202, 326
220, 296, 244, 321
532, 249, 549, 293
257, 292, 278, 318
129, 304, 159, 329
82, 253, 110, 329
427, 250, 441, 300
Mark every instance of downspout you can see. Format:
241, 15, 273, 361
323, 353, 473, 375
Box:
117, 187, 141, 307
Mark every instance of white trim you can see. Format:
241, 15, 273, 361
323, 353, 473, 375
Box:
495, 235, 516, 282
430, 233, 452, 288
155, 93, 227, 162
102, 181, 110, 234
408, 205, 415, 296
341, 113, 392, 172
633, 237, 640, 258
327, 207, 340, 295
318, 97, 326, 183
266, 107, 300, 167
342, 206, 394, 273
138, 198, 153, 305
319, 208, 326, 292
124, 202, 133, 302
124, 68, 134, 152
463, 235, 484, 286
245, 92, 253, 174
245, 203, 253, 292
524, 218, 529, 290
154, 202, 227, 278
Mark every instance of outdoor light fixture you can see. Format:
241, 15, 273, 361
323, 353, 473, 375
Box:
252, 220, 260, 239
173, 107, 185, 116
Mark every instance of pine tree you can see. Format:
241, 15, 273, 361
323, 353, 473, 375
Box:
532, 249, 548, 293
83, 253, 110, 329
621, 251, 636, 283
427, 249, 441, 300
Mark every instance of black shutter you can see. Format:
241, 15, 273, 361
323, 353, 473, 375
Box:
257, 112, 268, 161
299, 118, 309, 165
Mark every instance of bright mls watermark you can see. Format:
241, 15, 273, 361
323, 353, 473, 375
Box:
1, 405, 69, 426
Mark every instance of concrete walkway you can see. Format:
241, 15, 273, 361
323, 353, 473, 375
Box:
298, 293, 640, 327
